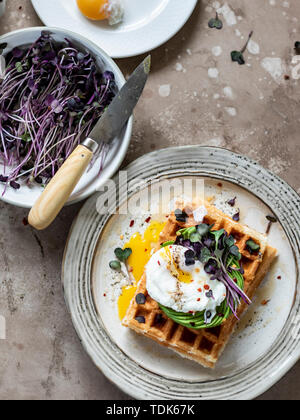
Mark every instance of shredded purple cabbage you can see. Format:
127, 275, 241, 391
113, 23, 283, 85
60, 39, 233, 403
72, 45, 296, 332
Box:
0, 31, 117, 191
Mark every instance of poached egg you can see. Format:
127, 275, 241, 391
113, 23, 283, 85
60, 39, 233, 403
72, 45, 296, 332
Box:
146, 245, 226, 314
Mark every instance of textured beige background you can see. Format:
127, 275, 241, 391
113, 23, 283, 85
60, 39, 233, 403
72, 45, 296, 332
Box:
0, 0, 299, 400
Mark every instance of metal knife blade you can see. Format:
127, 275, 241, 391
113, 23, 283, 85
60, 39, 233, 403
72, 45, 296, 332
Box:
85, 55, 151, 150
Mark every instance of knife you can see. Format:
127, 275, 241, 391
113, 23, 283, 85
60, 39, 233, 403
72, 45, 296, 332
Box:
28, 56, 151, 230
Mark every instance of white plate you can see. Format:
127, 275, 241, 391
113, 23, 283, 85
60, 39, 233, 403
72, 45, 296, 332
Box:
0, 27, 132, 209
93, 179, 295, 382
62, 146, 300, 400
31, 0, 198, 58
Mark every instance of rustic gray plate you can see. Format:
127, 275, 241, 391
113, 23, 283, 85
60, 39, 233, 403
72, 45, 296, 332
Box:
62, 146, 300, 400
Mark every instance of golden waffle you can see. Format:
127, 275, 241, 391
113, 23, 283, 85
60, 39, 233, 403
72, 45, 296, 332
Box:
123, 202, 277, 369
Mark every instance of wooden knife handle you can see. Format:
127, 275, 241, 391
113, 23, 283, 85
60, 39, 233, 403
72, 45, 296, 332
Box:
28, 145, 93, 230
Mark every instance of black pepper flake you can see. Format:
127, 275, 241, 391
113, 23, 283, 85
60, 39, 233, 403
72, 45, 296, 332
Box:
135, 316, 145, 324
174, 208, 188, 223
190, 322, 196, 328
135, 293, 146, 305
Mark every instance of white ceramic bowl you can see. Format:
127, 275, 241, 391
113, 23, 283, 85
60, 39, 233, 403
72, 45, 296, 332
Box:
0, 27, 133, 208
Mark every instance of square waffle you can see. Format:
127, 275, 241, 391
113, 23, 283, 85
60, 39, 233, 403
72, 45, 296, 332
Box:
122, 202, 277, 369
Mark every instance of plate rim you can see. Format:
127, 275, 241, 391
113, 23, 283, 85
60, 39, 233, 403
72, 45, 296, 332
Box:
31, 0, 198, 59
62, 145, 300, 400
0, 26, 133, 209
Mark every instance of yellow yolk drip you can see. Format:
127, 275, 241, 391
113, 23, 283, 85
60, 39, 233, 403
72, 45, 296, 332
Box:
118, 284, 137, 321
118, 221, 165, 320
177, 269, 193, 284
161, 247, 192, 284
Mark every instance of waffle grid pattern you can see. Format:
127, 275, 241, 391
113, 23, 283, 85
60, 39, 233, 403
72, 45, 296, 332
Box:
123, 203, 277, 368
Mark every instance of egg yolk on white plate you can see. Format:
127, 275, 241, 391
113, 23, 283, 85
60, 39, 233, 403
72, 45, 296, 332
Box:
76, 0, 124, 25
77, 0, 109, 21
117, 220, 165, 320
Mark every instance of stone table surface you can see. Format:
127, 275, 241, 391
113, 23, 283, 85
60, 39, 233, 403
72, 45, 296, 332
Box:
0, 0, 299, 400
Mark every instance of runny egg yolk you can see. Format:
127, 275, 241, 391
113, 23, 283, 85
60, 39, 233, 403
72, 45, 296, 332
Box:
76, 0, 110, 21
162, 247, 192, 284
124, 221, 165, 283
118, 221, 165, 320
118, 284, 137, 321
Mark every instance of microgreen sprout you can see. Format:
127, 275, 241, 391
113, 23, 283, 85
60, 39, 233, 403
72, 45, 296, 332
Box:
109, 260, 122, 272
266, 215, 278, 234
232, 211, 240, 222
0, 32, 117, 192
266, 215, 278, 223
173, 224, 251, 320
246, 239, 260, 254
231, 31, 254, 65
227, 197, 237, 207
208, 12, 223, 30
114, 248, 132, 262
